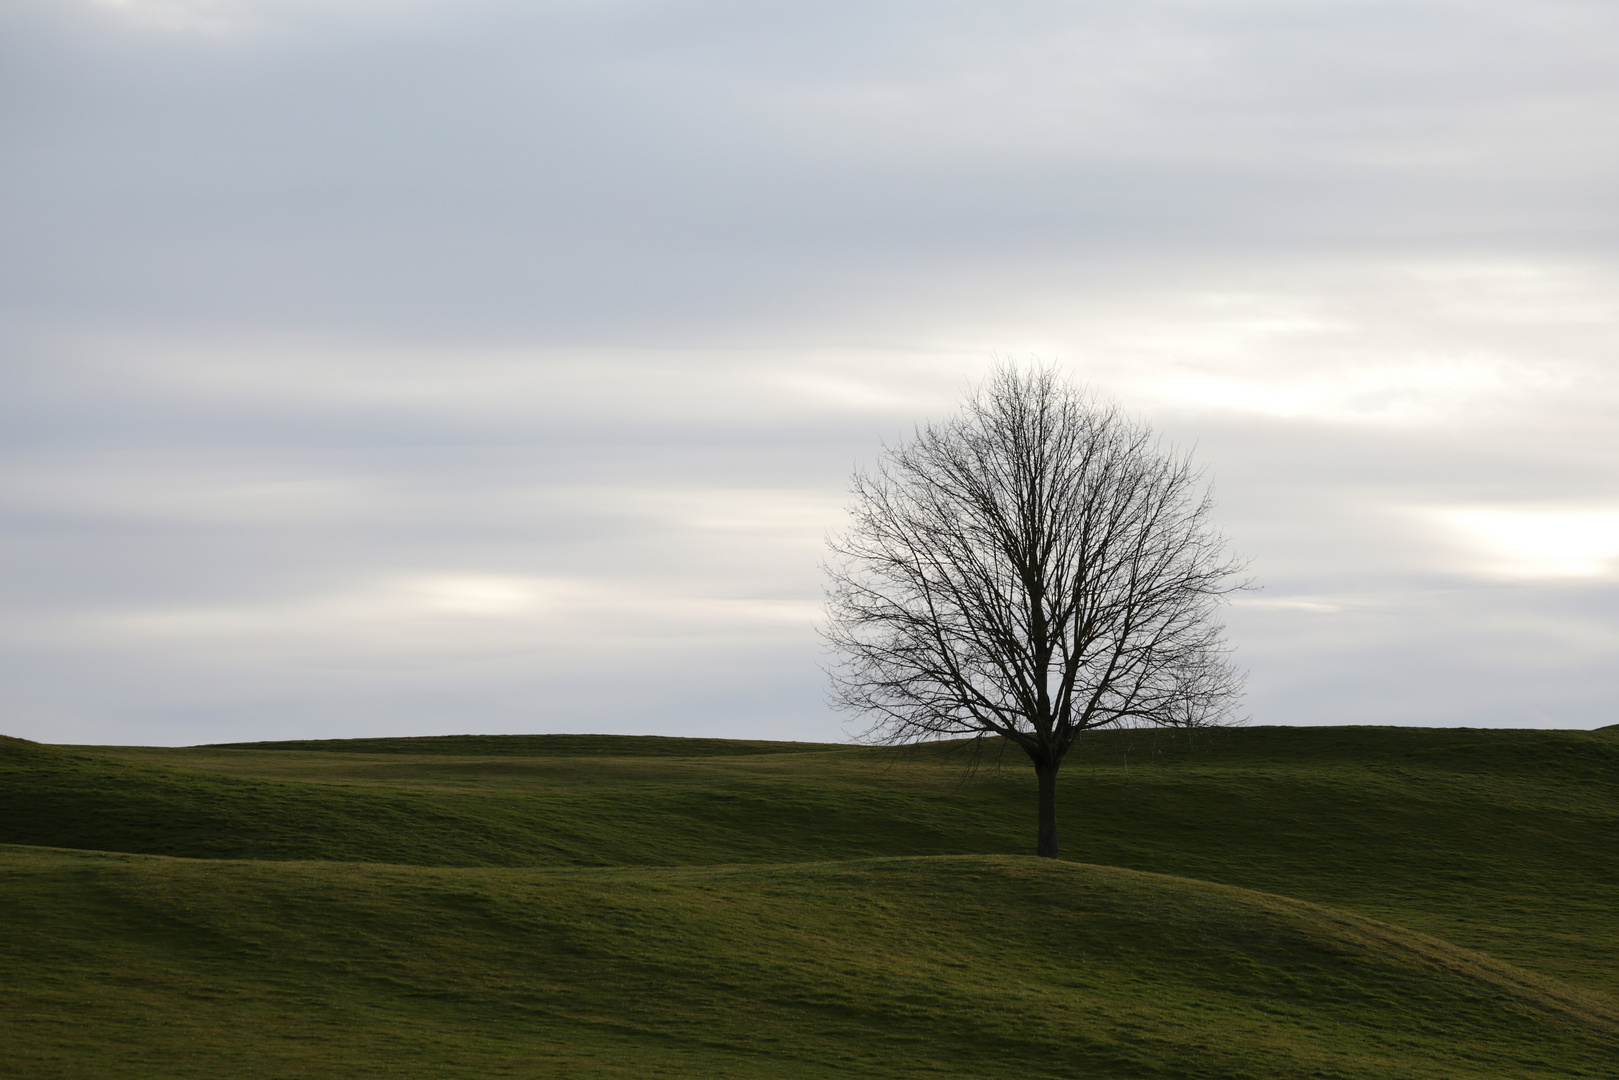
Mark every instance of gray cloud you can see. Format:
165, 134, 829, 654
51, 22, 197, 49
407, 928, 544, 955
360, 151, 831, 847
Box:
8, 0, 1618, 338
2, 0, 1616, 743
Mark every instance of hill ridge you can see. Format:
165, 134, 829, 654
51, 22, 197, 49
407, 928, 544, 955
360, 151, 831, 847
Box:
201, 732, 845, 756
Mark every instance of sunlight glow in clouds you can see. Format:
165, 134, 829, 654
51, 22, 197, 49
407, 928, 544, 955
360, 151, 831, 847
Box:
408, 575, 545, 617
89, 571, 821, 644
1136, 360, 1520, 424
1430, 509, 1619, 579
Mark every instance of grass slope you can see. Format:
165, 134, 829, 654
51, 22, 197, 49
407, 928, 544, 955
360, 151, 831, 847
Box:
4, 726, 1617, 1077
5, 846, 1616, 1080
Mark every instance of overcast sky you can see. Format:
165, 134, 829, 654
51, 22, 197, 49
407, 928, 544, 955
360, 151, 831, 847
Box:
3, 0, 1617, 746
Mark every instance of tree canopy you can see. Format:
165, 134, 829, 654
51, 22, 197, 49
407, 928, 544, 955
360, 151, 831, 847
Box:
823, 365, 1246, 856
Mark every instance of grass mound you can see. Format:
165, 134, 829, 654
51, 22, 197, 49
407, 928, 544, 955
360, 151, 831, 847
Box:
0, 734, 578, 865
4, 846, 1614, 1080
0, 735, 1014, 867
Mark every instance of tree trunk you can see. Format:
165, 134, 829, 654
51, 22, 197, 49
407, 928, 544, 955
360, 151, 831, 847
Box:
1035, 760, 1060, 858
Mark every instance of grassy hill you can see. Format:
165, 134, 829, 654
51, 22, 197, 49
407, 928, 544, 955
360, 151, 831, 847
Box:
3, 726, 1617, 1077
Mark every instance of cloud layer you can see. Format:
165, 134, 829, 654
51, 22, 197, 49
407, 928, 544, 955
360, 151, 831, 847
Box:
3, 0, 1616, 743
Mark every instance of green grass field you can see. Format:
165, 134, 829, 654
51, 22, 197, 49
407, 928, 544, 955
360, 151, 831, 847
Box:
3, 725, 1616, 1077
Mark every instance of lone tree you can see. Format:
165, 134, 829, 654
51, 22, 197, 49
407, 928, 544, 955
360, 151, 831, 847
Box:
823, 365, 1246, 858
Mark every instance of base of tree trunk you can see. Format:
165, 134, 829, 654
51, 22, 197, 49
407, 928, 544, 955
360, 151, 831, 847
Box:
1036, 763, 1060, 858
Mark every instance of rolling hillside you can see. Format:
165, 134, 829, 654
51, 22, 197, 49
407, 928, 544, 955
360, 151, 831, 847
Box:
3, 726, 1616, 1078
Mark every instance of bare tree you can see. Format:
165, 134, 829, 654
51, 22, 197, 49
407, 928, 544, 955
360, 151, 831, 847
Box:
823, 365, 1246, 858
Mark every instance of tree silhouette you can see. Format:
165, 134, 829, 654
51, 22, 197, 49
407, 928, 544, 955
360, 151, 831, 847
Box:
823, 365, 1246, 857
